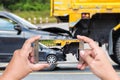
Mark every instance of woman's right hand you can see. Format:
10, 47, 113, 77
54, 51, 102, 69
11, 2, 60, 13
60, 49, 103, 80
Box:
77, 35, 119, 80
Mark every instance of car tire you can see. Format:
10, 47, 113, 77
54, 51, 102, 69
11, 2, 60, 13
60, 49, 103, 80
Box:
44, 64, 57, 71
46, 55, 57, 71
47, 54, 57, 63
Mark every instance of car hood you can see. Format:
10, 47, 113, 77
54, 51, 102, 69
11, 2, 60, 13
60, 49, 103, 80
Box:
38, 27, 72, 37
24, 29, 71, 40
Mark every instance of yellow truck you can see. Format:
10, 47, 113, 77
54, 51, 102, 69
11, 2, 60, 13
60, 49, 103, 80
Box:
51, 0, 120, 65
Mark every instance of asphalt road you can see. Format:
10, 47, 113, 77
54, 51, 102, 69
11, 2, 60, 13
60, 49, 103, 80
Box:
23, 68, 99, 80
23, 64, 120, 80
0, 64, 120, 80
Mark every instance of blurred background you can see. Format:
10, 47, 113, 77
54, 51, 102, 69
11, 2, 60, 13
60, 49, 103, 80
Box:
0, 0, 56, 24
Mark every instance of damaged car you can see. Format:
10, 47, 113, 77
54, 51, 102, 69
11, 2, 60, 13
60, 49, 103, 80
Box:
0, 11, 71, 70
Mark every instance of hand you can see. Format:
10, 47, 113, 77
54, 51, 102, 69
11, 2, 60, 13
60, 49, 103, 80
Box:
0, 36, 49, 80
77, 35, 119, 80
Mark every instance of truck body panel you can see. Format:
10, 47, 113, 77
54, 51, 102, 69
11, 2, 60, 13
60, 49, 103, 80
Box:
51, 0, 120, 65
51, 0, 120, 27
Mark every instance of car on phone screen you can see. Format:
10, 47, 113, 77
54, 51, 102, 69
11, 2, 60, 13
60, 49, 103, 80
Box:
39, 43, 66, 70
0, 11, 69, 70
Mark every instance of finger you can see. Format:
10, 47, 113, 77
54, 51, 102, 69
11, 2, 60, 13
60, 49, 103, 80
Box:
22, 36, 40, 49
13, 49, 21, 56
22, 36, 40, 55
29, 56, 34, 63
21, 46, 33, 57
77, 63, 88, 70
31, 64, 50, 71
29, 48, 34, 57
77, 35, 99, 50
80, 63, 88, 70
77, 50, 93, 70
28, 48, 35, 63
84, 49, 96, 58
80, 50, 94, 66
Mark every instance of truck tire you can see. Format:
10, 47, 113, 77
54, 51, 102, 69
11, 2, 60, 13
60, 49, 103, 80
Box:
110, 54, 119, 64
113, 36, 120, 65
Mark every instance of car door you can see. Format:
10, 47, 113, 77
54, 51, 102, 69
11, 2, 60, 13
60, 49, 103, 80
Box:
0, 17, 25, 60
39, 43, 48, 61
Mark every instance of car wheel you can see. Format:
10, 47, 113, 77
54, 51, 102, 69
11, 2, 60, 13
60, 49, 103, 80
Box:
47, 55, 57, 63
46, 55, 57, 71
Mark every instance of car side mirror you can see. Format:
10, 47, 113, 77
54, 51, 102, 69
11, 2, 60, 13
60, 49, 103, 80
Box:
14, 24, 22, 35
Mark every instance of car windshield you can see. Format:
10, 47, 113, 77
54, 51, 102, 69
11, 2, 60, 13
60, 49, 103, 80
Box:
9, 12, 37, 29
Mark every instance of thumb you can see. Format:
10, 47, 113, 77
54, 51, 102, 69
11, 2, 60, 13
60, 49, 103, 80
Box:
31, 63, 50, 71
80, 50, 94, 65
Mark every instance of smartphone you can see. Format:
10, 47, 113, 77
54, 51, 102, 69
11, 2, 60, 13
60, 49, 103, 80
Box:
33, 39, 84, 64
33, 40, 39, 63
78, 40, 84, 63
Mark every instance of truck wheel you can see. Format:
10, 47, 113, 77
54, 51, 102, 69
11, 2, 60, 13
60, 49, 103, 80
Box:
110, 54, 119, 64
113, 36, 120, 65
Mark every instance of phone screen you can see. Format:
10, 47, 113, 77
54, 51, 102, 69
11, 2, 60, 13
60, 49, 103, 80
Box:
34, 39, 84, 64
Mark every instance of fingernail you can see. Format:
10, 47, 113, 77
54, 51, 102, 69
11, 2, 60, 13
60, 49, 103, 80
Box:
77, 35, 80, 38
80, 50, 85, 56
77, 64, 82, 69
